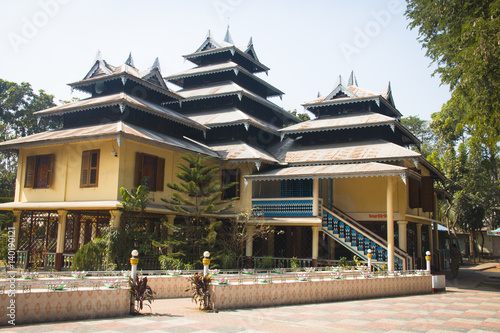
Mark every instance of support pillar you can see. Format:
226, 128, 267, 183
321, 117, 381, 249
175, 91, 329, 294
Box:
166, 215, 175, 254
245, 225, 255, 267
397, 221, 408, 252
311, 226, 319, 267
12, 210, 22, 250
267, 231, 275, 256
55, 210, 68, 271
313, 178, 319, 216
428, 224, 434, 253
110, 210, 122, 229
387, 176, 395, 271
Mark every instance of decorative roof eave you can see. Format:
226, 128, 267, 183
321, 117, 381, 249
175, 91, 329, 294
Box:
183, 46, 270, 73
165, 63, 284, 97
303, 95, 403, 118
68, 72, 181, 101
287, 156, 420, 168
279, 120, 421, 146
0, 122, 217, 157
35, 94, 208, 131
279, 120, 394, 137
207, 120, 280, 136
244, 164, 420, 185
168, 89, 299, 123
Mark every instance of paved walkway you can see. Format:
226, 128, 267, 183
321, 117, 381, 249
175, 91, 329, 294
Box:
5, 267, 500, 333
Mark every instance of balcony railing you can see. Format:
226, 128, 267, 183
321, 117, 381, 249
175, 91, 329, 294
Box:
252, 198, 314, 217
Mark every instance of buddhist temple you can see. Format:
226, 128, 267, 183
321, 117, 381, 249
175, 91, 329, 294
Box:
0, 28, 446, 271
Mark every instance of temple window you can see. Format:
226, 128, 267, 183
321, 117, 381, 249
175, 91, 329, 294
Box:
134, 152, 165, 192
24, 154, 55, 188
221, 168, 240, 199
80, 149, 100, 188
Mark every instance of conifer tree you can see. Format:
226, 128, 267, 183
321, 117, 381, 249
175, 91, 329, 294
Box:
158, 153, 238, 265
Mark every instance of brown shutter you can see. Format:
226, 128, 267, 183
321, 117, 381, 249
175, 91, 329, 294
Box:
89, 150, 99, 186
421, 177, 434, 212
409, 178, 420, 208
46, 154, 55, 187
134, 152, 143, 187
81, 151, 90, 186
156, 157, 165, 192
25, 156, 36, 188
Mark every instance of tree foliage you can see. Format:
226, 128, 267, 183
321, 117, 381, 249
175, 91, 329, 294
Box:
0, 79, 59, 197
159, 153, 238, 266
406, 0, 500, 141
288, 109, 311, 122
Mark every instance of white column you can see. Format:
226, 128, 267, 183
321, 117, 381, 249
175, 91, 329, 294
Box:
246, 225, 255, 258
313, 178, 319, 216
311, 226, 319, 267
387, 176, 395, 271
397, 221, 408, 252
56, 210, 68, 254
110, 210, 122, 229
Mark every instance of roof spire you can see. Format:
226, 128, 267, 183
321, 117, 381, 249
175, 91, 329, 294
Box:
386, 81, 392, 94
206, 29, 212, 39
94, 50, 102, 62
317, 91, 321, 98
125, 52, 135, 68
348, 71, 358, 86
335, 75, 342, 86
152, 57, 161, 72
224, 25, 234, 44
247, 36, 253, 48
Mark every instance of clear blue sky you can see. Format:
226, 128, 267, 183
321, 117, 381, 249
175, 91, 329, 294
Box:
0, 0, 451, 121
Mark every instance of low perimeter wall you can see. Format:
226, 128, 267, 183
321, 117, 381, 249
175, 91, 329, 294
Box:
147, 275, 191, 299
211, 275, 432, 310
0, 288, 130, 326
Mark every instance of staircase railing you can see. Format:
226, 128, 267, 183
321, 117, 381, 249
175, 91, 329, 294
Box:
322, 206, 411, 270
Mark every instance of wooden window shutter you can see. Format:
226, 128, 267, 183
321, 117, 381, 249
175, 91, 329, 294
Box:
89, 150, 99, 186
81, 151, 90, 186
421, 177, 434, 212
46, 154, 55, 187
25, 156, 36, 188
409, 178, 420, 208
156, 157, 165, 192
134, 152, 144, 187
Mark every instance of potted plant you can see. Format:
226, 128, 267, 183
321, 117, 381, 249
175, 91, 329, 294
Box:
48, 283, 66, 291
362, 271, 373, 278
122, 270, 131, 278
242, 268, 254, 275
208, 269, 220, 276
21, 272, 37, 280
167, 270, 181, 276
129, 276, 155, 313
104, 280, 120, 288
298, 274, 308, 282
215, 277, 229, 285
72, 271, 87, 279
304, 267, 315, 273
186, 273, 213, 310
273, 268, 285, 274
331, 272, 343, 280
258, 275, 269, 283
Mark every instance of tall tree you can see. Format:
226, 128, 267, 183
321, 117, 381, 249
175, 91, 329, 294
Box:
159, 153, 238, 265
401, 115, 436, 158
406, 0, 500, 142
0, 79, 59, 198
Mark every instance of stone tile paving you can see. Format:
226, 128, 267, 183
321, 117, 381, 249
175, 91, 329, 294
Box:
4, 286, 500, 332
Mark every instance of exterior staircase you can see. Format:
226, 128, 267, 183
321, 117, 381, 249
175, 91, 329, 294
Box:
321, 206, 411, 270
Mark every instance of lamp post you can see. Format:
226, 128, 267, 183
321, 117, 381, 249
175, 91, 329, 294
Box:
130, 250, 139, 281
425, 251, 431, 273
203, 251, 210, 277
367, 249, 372, 272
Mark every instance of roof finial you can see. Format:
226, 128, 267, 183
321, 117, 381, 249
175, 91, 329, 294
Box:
247, 36, 253, 48
224, 25, 234, 44
335, 75, 342, 86
348, 71, 358, 86
317, 91, 321, 98
94, 50, 102, 62
387, 81, 392, 94
125, 52, 135, 68
206, 29, 212, 39
152, 57, 161, 72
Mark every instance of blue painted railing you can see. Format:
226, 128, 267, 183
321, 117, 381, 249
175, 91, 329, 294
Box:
322, 206, 410, 270
252, 198, 314, 217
